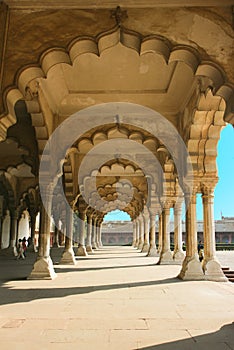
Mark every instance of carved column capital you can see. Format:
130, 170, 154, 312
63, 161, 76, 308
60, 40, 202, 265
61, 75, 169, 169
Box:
201, 184, 215, 197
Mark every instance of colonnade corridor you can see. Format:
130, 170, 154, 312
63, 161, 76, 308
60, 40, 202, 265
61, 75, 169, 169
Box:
0, 245, 234, 350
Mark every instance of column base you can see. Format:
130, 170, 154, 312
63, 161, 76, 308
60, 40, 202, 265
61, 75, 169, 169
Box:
173, 250, 185, 264
27, 256, 57, 280
147, 245, 158, 257
86, 245, 93, 253
158, 250, 174, 265
132, 240, 136, 247
60, 249, 76, 265
203, 258, 228, 282
134, 240, 139, 248
27, 244, 38, 253
157, 247, 162, 255
92, 243, 97, 249
178, 255, 205, 280
76, 245, 88, 256
137, 242, 144, 251
141, 243, 150, 253
13, 246, 18, 256
1, 247, 18, 256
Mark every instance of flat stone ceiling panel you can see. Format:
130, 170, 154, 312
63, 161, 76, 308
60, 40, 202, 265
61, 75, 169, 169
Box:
66, 44, 175, 92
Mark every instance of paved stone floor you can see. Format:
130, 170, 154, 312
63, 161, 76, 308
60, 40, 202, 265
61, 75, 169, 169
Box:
0, 246, 234, 350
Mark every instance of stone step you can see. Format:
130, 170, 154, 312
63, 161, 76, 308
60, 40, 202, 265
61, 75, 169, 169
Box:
222, 267, 230, 271
221, 267, 234, 282
224, 275, 234, 279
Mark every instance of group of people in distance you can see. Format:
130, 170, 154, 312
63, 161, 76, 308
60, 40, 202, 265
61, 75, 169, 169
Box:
17, 236, 32, 259
16, 237, 204, 261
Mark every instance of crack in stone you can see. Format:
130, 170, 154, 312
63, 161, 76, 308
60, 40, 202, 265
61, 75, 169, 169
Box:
186, 329, 197, 343
2, 319, 25, 328
225, 341, 234, 350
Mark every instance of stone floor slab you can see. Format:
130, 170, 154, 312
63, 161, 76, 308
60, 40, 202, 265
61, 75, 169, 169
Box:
0, 246, 233, 349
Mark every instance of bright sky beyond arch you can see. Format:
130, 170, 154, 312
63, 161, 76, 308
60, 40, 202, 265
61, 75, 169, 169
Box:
104, 210, 131, 221
104, 124, 234, 221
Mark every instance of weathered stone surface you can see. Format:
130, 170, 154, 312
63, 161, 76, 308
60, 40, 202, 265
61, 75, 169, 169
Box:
76, 245, 88, 256
178, 256, 205, 280
86, 245, 93, 253
147, 246, 158, 257
173, 250, 185, 264
27, 257, 57, 280
158, 250, 174, 265
141, 243, 150, 253
60, 248, 76, 265
1, 4, 233, 115
203, 258, 228, 282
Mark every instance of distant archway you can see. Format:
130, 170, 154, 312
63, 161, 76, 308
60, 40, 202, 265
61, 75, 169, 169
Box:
103, 210, 132, 246
104, 210, 131, 222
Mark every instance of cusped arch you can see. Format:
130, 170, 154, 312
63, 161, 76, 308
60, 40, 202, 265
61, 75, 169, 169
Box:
187, 89, 227, 177
2, 24, 233, 149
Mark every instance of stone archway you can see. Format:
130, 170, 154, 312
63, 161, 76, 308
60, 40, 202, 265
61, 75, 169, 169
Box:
0, 7, 233, 281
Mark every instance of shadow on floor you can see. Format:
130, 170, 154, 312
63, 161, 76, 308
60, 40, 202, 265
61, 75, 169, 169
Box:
86, 250, 145, 255
138, 322, 234, 350
0, 247, 158, 284
0, 276, 181, 306
0, 246, 183, 306
76, 255, 150, 260
54, 263, 158, 273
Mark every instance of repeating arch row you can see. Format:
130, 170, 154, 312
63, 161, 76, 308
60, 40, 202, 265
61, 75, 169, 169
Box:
1, 24, 233, 148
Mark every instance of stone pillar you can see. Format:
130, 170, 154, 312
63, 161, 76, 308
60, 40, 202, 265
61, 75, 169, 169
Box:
59, 220, 66, 246
28, 189, 56, 279
53, 225, 60, 248
99, 220, 103, 247
0, 217, 3, 250
96, 219, 102, 248
0, 195, 3, 250
76, 210, 88, 256
178, 192, 204, 280
60, 207, 76, 264
86, 213, 93, 253
7, 210, 18, 256
96, 219, 103, 248
202, 189, 227, 281
147, 211, 157, 257
52, 213, 60, 248
142, 213, 150, 253
30, 212, 38, 252
92, 216, 97, 249
173, 202, 185, 263
158, 205, 173, 264
132, 220, 137, 247
135, 219, 139, 248
137, 215, 144, 250
95, 220, 100, 248
135, 218, 140, 248
157, 213, 163, 254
